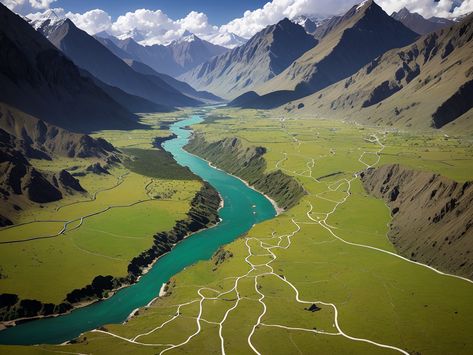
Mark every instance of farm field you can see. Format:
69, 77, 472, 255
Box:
9, 108, 472, 354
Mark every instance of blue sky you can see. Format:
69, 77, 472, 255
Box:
3, 0, 470, 47
53, 0, 269, 24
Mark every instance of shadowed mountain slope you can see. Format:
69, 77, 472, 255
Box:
33, 18, 200, 108
0, 3, 138, 133
124, 60, 223, 103
94, 37, 222, 103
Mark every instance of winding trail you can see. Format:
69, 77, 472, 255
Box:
91, 127, 473, 354
92, 133, 424, 354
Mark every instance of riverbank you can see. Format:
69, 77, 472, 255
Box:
0, 182, 222, 330
0, 111, 276, 346
185, 133, 305, 211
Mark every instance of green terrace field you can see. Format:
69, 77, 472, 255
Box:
0, 112, 202, 305
13, 108, 472, 354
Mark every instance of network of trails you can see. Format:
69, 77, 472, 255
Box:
3, 108, 473, 355
0, 111, 202, 304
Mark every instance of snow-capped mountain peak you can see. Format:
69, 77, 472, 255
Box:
206, 31, 247, 49
26, 8, 65, 31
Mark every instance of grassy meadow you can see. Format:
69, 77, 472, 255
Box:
2, 108, 473, 354
0, 112, 202, 304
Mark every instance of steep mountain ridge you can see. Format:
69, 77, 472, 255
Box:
179, 18, 318, 99
287, 14, 473, 130
0, 104, 118, 159
109, 34, 228, 77
0, 3, 138, 133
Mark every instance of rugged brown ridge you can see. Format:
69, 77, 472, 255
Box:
361, 164, 473, 280
288, 13, 473, 131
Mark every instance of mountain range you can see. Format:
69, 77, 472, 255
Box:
32, 17, 201, 109
98, 32, 229, 78
179, 18, 318, 99
95, 36, 222, 103
230, 0, 419, 109
285, 12, 473, 131
0, 3, 139, 133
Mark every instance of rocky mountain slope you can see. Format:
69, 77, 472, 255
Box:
105, 33, 228, 77
33, 18, 200, 108
361, 164, 473, 280
0, 103, 119, 225
0, 104, 118, 159
392, 7, 454, 35
287, 14, 473, 130
179, 18, 318, 100
0, 3, 138, 133
233, 0, 418, 109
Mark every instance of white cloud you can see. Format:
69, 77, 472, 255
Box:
220, 0, 471, 38
1, 0, 56, 14
18, 0, 473, 48
177, 11, 218, 36
66, 9, 112, 35
452, 0, 473, 16
377, 0, 454, 18
220, 0, 358, 38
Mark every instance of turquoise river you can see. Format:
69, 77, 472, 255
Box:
0, 112, 276, 345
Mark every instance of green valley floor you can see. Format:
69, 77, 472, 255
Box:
2, 108, 473, 354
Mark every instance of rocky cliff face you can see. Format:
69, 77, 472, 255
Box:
361, 164, 473, 280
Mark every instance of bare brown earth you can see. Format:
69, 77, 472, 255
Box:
361, 164, 473, 280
